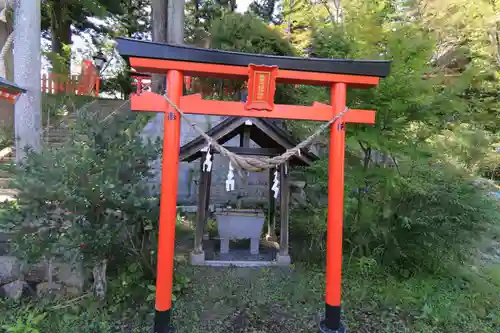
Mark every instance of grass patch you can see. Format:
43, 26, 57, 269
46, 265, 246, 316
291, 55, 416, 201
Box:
1, 261, 498, 333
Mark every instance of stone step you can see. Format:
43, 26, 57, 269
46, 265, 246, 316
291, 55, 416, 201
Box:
0, 157, 14, 165
0, 169, 13, 178
0, 178, 12, 188
45, 134, 69, 139
45, 134, 69, 140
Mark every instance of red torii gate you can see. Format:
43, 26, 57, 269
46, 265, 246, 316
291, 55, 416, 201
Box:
116, 38, 390, 333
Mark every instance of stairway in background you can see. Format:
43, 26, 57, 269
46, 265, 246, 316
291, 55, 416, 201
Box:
0, 99, 130, 200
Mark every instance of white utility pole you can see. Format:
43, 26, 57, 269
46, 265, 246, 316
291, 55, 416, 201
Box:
13, 0, 42, 161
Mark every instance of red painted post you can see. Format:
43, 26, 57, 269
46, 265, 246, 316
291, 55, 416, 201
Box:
95, 77, 100, 97
41, 74, 47, 94
154, 69, 183, 333
322, 82, 347, 333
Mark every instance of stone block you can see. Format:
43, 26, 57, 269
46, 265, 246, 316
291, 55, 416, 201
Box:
190, 251, 205, 265
64, 285, 83, 297
36, 282, 63, 297
250, 238, 259, 255
220, 238, 229, 254
275, 253, 291, 266
54, 262, 85, 290
23, 261, 47, 283
1, 280, 25, 301
0, 256, 20, 285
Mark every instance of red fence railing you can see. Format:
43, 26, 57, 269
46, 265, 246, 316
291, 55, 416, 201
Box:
41, 73, 99, 97
42, 60, 100, 97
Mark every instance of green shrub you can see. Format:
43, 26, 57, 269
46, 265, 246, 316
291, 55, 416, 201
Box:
291, 158, 500, 275
2, 109, 161, 279
0, 124, 14, 148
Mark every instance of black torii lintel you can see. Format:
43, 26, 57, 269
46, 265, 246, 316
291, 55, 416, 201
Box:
116, 37, 391, 78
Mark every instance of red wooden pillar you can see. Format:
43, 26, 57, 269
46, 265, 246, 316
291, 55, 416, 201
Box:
154, 69, 183, 333
322, 82, 347, 333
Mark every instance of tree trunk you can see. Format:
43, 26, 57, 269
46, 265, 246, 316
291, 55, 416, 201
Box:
167, 0, 184, 45
14, 0, 42, 161
49, 1, 71, 74
0, 0, 14, 80
151, 0, 168, 93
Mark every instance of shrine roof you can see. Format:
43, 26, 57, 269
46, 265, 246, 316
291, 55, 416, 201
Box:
180, 116, 317, 166
0, 77, 26, 94
116, 38, 391, 78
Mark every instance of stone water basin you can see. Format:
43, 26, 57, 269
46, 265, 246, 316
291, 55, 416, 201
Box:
215, 208, 265, 255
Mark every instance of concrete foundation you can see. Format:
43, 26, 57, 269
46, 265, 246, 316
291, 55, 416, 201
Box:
275, 253, 291, 266
189, 251, 205, 265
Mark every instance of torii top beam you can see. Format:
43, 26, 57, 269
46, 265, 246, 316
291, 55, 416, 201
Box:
116, 38, 390, 88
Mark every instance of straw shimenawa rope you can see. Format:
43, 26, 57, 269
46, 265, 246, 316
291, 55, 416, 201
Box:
163, 94, 349, 173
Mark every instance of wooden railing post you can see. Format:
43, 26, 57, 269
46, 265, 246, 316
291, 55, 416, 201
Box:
48, 74, 53, 94
42, 74, 47, 94
95, 77, 100, 97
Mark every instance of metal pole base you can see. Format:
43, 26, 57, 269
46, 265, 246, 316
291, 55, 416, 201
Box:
319, 320, 346, 333
154, 310, 174, 333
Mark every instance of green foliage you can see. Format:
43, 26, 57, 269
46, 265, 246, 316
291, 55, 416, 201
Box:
1, 308, 46, 333
185, 0, 237, 45
0, 124, 14, 148
248, 0, 280, 24
282, 0, 499, 278
291, 155, 500, 275
41, 0, 127, 37
211, 13, 294, 56
42, 48, 72, 75
109, 0, 151, 39
3, 109, 161, 273
209, 13, 298, 102
1, 261, 498, 332
431, 123, 500, 177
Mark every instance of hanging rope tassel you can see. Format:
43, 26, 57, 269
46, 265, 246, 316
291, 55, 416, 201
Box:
202, 143, 212, 172
271, 167, 280, 199
226, 162, 235, 192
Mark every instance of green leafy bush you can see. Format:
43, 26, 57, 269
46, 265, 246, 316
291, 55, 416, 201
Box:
211, 13, 294, 55
1, 307, 46, 333
291, 158, 500, 275
3, 109, 161, 278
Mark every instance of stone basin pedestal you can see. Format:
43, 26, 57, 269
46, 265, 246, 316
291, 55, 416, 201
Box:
215, 208, 265, 255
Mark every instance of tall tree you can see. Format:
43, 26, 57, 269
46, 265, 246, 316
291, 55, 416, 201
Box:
14, 0, 42, 160
151, 0, 167, 43
150, 0, 185, 92
41, 0, 126, 73
406, 0, 499, 131
113, 0, 151, 39
185, 0, 236, 46
167, 0, 184, 44
248, 0, 279, 24
151, 0, 168, 93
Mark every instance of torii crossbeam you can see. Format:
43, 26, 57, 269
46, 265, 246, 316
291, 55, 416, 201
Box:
116, 37, 391, 333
